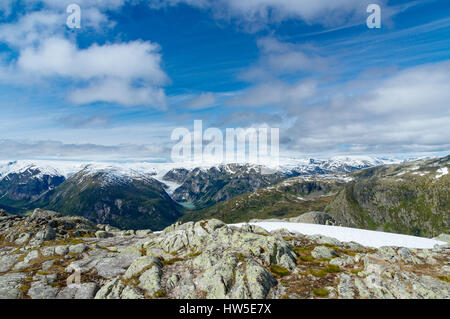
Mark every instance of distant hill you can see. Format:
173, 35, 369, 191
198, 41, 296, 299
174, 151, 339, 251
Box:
326, 156, 450, 237
38, 167, 183, 231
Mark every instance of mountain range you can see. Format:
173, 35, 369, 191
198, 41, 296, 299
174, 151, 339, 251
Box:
0, 155, 448, 235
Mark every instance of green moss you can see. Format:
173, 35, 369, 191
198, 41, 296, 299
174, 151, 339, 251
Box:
437, 275, 450, 283
312, 288, 329, 297
325, 264, 341, 273
161, 257, 184, 266
270, 265, 290, 278
310, 264, 341, 277
187, 251, 202, 258
153, 289, 166, 298
298, 255, 314, 262
351, 268, 363, 275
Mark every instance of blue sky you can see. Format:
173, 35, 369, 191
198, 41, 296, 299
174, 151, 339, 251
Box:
0, 0, 449, 161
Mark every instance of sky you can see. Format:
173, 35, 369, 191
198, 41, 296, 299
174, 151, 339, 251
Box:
0, 0, 449, 162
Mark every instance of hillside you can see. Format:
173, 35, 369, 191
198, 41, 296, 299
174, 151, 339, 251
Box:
326, 156, 450, 237
168, 164, 287, 209
38, 167, 183, 231
0, 163, 66, 214
179, 176, 347, 223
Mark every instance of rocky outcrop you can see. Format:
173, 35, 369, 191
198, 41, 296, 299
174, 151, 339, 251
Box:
250, 211, 336, 226
0, 210, 448, 299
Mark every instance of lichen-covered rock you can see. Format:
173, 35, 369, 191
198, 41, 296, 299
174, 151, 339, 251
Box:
138, 264, 163, 296
0, 273, 27, 299
57, 283, 99, 299
0, 212, 449, 300
124, 256, 160, 279
311, 246, 338, 259
288, 212, 335, 225
28, 282, 59, 299
69, 244, 87, 254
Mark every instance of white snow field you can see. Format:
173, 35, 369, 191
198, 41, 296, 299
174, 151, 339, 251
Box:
233, 222, 447, 249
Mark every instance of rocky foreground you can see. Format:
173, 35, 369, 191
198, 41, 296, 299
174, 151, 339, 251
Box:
0, 209, 449, 299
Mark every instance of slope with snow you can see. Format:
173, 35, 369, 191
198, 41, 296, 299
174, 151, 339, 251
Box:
233, 222, 447, 249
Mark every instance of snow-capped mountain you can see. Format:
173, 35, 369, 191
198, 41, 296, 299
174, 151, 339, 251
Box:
278, 156, 401, 176
0, 156, 404, 214
0, 155, 402, 184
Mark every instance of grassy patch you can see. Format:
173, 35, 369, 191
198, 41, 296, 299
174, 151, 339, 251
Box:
297, 255, 314, 262
310, 264, 341, 277
161, 257, 184, 266
312, 288, 329, 297
186, 251, 202, 258
437, 275, 450, 283
270, 265, 290, 278
325, 264, 341, 273
153, 289, 166, 298
351, 268, 363, 275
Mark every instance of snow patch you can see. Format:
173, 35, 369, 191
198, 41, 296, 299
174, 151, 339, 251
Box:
232, 222, 446, 249
435, 167, 448, 179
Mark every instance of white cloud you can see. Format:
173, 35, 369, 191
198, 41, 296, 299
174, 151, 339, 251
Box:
228, 80, 317, 108
2, 37, 169, 107
186, 92, 216, 109
69, 79, 167, 108
23, 0, 127, 11
282, 61, 450, 154
147, 0, 389, 29
239, 37, 329, 82
18, 37, 168, 84
0, 139, 170, 161
0, 2, 169, 108
0, 11, 62, 48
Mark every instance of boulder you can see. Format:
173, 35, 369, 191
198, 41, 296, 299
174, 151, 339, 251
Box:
289, 211, 336, 225
311, 246, 338, 259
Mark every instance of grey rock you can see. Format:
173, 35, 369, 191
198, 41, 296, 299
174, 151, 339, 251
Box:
57, 283, 98, 299
41, 260, 54, 272
15, 233, 31, 245
432, 233, 450, 244
288, 211, 335, 225
23, 249, 39, 264
311, 246, 338, 259
95, 254, 135, 279
55, 245, 69, 256
138, 265, 163, 296
0, 273, 27, 299
309, 235, 342, 246
69, 244, 87, 254
0, 254, 20, 272
28, 282, 59, 299
136, 230, 153, 237
337, 273, 355, 299
245, 259, 277, 299
124, 256, 160, 279
95, 231, 114, 239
